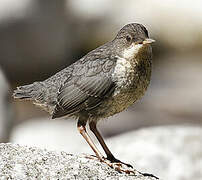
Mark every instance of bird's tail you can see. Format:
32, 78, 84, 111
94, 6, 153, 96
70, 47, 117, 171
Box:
13, 82, 43, 100
13, 82, 56, 114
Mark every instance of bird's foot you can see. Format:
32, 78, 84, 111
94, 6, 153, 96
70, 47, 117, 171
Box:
107, 156, 133, 168
82, 154, 135, 174
102, 159, 136, 174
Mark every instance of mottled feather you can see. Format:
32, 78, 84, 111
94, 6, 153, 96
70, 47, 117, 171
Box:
52, 58, 116, 119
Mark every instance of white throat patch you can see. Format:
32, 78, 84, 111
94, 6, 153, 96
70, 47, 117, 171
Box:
122, 43, 143, 59
112, 56, 134, 96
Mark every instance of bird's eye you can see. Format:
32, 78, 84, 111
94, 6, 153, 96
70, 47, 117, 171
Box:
126, 35, 132, 42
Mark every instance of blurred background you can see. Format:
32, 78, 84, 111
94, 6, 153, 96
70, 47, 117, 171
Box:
0, 0, 202, 179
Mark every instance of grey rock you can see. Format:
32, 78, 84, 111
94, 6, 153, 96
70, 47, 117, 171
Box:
11, 120, 202, 179
0, 143, 158, 180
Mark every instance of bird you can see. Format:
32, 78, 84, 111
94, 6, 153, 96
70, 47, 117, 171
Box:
13, 23, 155, 173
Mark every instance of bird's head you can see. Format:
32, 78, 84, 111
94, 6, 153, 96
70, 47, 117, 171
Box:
113, 23, 155, 59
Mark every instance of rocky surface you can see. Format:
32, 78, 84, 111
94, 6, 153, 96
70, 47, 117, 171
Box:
0, 143, 158, 180
11, 123, 202, 180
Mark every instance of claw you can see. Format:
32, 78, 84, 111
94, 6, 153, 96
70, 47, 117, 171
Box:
107, 156, 133, 168
102, 159, 136, 175
141, 172, 159, 179
82, 154, 136, 175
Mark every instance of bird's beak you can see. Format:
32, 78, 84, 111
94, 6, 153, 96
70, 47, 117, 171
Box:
143, 38, 155, 44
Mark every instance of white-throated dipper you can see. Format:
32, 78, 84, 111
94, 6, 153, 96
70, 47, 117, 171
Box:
13, 23, 155, 174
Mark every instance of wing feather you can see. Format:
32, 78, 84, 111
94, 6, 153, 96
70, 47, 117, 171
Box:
52, 58, 116, 119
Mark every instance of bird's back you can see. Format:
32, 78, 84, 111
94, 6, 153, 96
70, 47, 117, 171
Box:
13, 43, 117, 117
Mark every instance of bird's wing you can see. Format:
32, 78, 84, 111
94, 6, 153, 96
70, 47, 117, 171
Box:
52, 57, 116, 119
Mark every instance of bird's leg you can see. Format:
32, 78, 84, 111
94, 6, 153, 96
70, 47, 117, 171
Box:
78, 119, 135, 174
77, 119, 104, 161
89, 121, 133, 169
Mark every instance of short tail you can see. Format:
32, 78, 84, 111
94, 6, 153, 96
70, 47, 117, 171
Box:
13, 82, 56, 114
13, 82, 43, 100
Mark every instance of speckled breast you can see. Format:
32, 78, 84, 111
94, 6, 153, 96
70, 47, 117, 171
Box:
111, 57, 152, 114
91, 46, 152, 121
